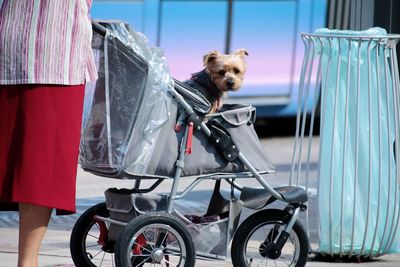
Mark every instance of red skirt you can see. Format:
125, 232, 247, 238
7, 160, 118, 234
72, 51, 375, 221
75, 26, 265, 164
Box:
0, 84, 85, 215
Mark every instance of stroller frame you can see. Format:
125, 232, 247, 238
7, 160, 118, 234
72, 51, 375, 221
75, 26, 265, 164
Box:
74, 81, 309, 267
166, 85, 289, 209
71, 21, 310, 267
92, 81, 303, 222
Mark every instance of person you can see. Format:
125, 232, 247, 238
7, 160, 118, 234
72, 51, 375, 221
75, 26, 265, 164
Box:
0, 1, 97, 266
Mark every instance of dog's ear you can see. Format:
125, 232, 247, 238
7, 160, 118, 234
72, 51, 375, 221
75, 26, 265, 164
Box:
203, 50, 220, 65
234, 48, 249, 58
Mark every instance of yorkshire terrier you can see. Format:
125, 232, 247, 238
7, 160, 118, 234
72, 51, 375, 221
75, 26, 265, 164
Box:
184, 49, 248, 114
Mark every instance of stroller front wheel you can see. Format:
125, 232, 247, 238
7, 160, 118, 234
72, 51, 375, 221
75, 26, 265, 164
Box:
115, 212, 196, 267
231, 209, 309, 267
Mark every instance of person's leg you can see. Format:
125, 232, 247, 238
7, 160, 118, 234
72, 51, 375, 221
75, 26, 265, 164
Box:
18, 203, 52, 267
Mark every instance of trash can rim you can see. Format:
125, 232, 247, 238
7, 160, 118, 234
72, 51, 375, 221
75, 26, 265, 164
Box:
301, 32, 400, 40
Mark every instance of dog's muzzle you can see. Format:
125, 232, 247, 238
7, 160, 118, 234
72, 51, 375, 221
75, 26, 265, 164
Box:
226, 79, 235, 89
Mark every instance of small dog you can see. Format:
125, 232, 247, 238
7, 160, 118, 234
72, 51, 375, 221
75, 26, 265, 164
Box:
184, 49, 248, 114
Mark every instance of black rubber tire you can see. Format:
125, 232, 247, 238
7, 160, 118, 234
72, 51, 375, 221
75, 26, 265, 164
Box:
231, 209, 309, 267
115, 213, 196, 267
70, 202, 113, 267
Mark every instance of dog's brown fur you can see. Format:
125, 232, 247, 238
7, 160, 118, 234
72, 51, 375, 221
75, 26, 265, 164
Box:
203, 49, 248, 112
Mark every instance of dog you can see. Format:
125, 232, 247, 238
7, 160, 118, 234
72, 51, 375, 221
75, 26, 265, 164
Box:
184, 49, 248, 114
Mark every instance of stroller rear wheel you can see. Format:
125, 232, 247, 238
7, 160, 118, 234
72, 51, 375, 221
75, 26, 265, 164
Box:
231, 209, 309, 267
70, 202, 115, 267
115, 213, 196, 267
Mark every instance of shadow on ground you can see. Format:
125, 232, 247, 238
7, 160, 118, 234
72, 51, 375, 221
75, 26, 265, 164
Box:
309, 253, 380, 264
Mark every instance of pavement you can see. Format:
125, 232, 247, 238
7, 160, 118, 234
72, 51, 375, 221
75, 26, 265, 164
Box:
1, 137, 400, 266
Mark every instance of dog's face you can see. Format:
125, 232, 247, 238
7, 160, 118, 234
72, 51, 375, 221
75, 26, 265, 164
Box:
203, 49, 248, 92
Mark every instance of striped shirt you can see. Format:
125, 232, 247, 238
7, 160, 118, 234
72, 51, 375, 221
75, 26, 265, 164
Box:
0, 0, 97, 85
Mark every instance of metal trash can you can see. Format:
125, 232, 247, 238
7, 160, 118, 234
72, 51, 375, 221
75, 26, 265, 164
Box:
290, 27, 400, 258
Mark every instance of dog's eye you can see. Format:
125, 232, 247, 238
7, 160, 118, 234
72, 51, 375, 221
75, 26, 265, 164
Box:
233, 68, 240, 74
218, 70, 226, 76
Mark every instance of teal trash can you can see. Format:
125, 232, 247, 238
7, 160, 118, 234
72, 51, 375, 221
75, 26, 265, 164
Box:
291, 27, 400, 258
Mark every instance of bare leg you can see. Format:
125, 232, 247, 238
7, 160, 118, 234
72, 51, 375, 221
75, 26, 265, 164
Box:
18, 203, 52, 267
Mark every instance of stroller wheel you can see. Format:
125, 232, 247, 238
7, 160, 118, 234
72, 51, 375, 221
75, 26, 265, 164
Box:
70, 202, 115, 267
115, 213, 196, 267
231, 209, 309, 267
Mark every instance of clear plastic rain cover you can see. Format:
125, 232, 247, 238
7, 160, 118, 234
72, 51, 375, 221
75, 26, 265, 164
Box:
79, 21, 173, 174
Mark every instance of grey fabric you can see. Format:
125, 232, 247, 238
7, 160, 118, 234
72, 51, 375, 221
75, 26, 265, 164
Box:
174, 78, 211, 114
105, 188, 168, 241
133, 104, 275, 178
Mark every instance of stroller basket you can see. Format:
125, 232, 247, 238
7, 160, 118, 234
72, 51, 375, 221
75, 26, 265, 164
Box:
104, 182, 242, 259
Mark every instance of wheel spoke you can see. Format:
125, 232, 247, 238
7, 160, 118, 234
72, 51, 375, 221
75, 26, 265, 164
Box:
135, 256, 151, 267
262, 226, 269, 243
163, 252, 182, 256
152, 227, 158, 244
87, 233, 100, 240
132, 254, 152, 258
270, 228, 276, 243
100, 250, 106, 266
91, 249, 105, 260
254, 258, 267, 267
163, 257, 178, 267
247, 245, 262, 250
271, 225, 281, 243
143, 230, 155, 250
86, 244, 102, 248
159, 230, 168, 246
132, 240, 153, 254
166, 239, 179, 247
281, 258, 291, 267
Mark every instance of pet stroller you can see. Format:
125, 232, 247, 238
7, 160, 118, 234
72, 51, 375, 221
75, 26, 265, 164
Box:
70, 21, 309, 267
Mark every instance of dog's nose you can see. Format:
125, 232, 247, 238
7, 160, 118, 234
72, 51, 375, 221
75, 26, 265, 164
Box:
226, 79, 235, 88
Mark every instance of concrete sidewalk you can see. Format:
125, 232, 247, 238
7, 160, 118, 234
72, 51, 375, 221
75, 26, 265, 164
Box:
1, 221, 400, 267
1, 168, 399, 266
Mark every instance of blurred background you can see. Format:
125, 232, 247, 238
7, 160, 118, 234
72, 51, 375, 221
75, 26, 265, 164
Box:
90, 0, 400, 126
